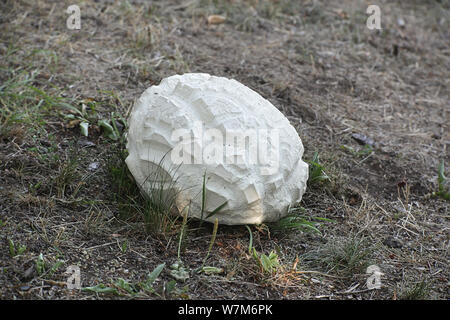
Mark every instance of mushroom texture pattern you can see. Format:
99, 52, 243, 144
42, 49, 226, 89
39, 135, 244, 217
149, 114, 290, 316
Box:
125, 73, 308, 225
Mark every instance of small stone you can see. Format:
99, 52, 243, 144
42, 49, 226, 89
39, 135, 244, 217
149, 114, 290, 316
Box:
383, 236, 403, 248
88, 162, 100, 171
351, 133, 375, 147
23, 266, 35, 280
77, 139, 96, 148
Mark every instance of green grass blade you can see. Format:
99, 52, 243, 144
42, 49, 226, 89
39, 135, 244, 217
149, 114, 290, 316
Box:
82, 284, 118, 295
201, 171, 206, 220
246, 225, 253, 254
147, 263, 166, 285
205, 201, 228, 219
201, 218, 218, 268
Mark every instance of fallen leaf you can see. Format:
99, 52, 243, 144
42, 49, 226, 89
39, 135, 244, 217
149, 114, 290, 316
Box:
333, 9, 348, 19
292, 256, 299, 270
200, 266, 224, 274
207, 15, 226, 25
67, 119, 81, 128
351, 133, 375, 147
77, 139, 96, 148
397, 179, 407, 188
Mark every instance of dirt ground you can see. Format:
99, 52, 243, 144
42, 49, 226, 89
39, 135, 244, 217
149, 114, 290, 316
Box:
0, 0, 448, 300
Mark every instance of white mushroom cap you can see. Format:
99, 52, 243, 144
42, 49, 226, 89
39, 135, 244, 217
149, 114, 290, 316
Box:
126, 73, 308, 225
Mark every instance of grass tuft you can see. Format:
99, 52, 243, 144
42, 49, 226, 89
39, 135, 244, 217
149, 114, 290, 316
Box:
398, 279, 430, 300
301, 236, 375, 277
433, 160, 449, 201
307, 152, 331, 186
270, 206, 334, 234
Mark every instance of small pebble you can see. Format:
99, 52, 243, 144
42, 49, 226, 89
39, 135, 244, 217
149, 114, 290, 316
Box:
383, 236, 403, 248
88, 162, 100, 171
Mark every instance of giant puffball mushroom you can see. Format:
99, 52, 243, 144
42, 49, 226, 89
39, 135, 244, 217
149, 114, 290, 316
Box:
125, 73, 308, 225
